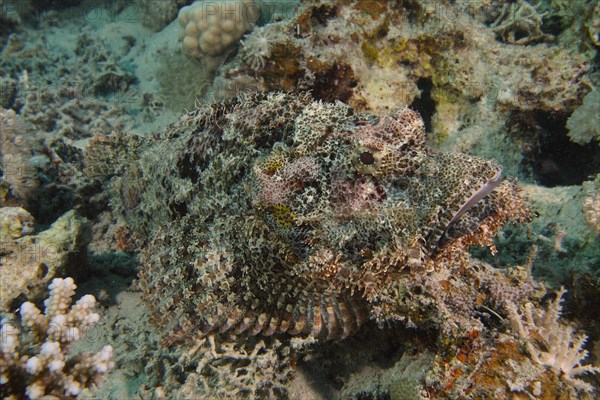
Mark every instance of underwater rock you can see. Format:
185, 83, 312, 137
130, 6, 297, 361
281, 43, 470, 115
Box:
135, 0, 191, 32
0, 210, 92, 312
567, 90, 600, 145
0, 206, 34, 240
87, 92, 529, 345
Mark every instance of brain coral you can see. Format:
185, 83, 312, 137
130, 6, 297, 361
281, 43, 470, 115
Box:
87, 93, 529, 345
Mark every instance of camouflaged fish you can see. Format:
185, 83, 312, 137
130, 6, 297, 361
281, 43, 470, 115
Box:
88, 93, 528, 344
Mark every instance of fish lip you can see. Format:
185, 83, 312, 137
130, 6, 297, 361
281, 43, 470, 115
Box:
489, 168, 503, 184
452, 167, 504, 224
432, 167, 504, 253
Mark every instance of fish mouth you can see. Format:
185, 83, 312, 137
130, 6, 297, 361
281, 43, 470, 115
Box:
433, 167, 504, 252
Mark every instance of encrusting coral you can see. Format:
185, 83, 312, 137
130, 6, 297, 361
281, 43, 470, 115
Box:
210, 0, 591, 116
567, 90, 600, 145
0, 277, 114, 399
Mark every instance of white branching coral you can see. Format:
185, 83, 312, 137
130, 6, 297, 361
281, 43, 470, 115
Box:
506, 288, 600, 392
0, 277, 114, 399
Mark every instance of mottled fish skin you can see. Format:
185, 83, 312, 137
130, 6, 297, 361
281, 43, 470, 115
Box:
93, 94, 527, 344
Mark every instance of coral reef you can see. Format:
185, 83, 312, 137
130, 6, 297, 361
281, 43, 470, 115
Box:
488, 183, 600, 284
0, 277, 113, 399
408, 279, 598, 399
211, 0, 590, 114
487, 0, 553, 45
0, 2, 147, 226
534, 0, 600, 55
1, 0, 598, 398
0, 5, 137, 135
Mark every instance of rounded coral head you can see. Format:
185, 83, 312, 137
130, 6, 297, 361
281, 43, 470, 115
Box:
178, 0, 259, 65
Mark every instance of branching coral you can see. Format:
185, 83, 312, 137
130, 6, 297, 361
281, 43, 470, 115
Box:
506, 288, 600, 392
0, 277, 114, 399
489, 0, 554, 45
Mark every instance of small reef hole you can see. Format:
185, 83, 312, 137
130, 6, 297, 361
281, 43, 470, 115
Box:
521, 111, 600, 187
410, 78, 435, 133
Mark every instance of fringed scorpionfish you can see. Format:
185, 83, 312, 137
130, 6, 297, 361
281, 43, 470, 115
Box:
88, 93, 528, 345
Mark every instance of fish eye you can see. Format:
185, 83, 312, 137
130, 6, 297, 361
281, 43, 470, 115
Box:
359, 151, 375, 165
